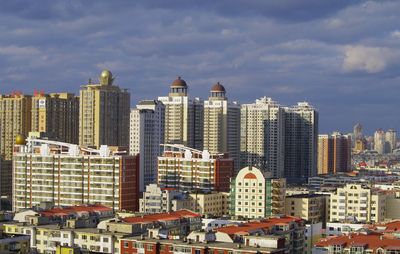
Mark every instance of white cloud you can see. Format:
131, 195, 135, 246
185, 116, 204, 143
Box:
391, 30, 400, 39
0, 45, 40, 56
342, 45, 395, 73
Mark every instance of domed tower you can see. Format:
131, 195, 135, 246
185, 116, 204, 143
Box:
99, 69, 114, 86
169, 76, 188, 96
209, 82, 226, 100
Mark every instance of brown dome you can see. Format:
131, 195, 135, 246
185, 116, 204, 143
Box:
171, 76, 187, 88
211, 82, 226, 92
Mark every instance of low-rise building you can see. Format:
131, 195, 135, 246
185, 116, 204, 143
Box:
214, 216, 305, 254
314, 232, 400, 254
139, 184, 229, 217
285, 194, 328, 224
329, 184, 389, 223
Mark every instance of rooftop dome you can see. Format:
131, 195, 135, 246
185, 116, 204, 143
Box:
15, 134, 26, 145
171, 76, 187, 88
210, 82, 226, 92
99, 69, 114, 85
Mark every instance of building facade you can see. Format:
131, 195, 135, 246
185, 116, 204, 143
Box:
157, 144, 234, 192
374, 129, 386, 154
285, 194, 327, 224
329, 184, 388, 223
158, 77, 203, 150
203, 83, 240, 172
284, 102, 318, 184
0, 94, 32, 199
13, 138, 139, 212
79, 69, 130, 148
31, 92, 79, 144
241, 97, 284, 178
230, 166, 286, 219
130, 100, 165, 191
317, 132, 351, 175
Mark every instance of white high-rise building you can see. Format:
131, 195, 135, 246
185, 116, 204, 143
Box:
129, 100, 165, 191
203, 83, 241, 172
374, 129, 385, 154
284, 102, 318, 184
240, 97, 284, 177
158, 77, 203, 150
385, 129, 397, 153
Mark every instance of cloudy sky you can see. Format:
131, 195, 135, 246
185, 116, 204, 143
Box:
0, 0, 399, 134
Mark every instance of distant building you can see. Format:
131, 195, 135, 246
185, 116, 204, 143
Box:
385, 129, 397, 153
158, 77, 204, 150
374, 129, 386, 154
318, 132, 351, 174
79, 69, 130, 148
353, 123, 362, 140
284, 102, 318, 184
230, 166, 286, 219
203, 82, 241, 172
240, 97, 284, 177
130, 100, 165, 191
157, 144, 234, 192
13, 138, 139, 212
31, 92, 79, 144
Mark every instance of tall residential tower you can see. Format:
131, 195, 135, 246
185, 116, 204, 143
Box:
240, 97, 284, 177
203, 83, 240, 171
79, 70, 130, 148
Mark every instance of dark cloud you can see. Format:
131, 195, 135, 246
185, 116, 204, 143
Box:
0, 0, 399, 135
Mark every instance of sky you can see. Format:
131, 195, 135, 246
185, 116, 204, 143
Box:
0, 0, 399, 135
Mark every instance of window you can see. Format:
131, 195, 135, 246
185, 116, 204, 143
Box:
124, 242, 129, 248
103, 238, 109, 243
82, 235, 87, 240
195, 250, 201, 254
147, 245, 153, 251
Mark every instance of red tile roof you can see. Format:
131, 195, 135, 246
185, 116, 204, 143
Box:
315, 233, 400, 252
40, 204, 112, 217
244, 173, 257, 179
122, 209, 200, 224
216, 216, 302, 236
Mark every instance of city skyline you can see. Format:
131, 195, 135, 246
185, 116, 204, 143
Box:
0, 1, 399, 134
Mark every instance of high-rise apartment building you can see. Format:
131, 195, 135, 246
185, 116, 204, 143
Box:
284, 102, 318, 184
203, 83, 240, 171
385, 129, 397, 153
240, 97, 284, 177
31, 92, 79, 144
130, 100, 165, 191
79, 70, 130, 148
157, 144, 234, 192
13, 138, 139, 212
0, 93, 32, 199
318, 132, 351, 175
230, 166, 286, 219
158, 77, 204, 150
374, 129, 386, 154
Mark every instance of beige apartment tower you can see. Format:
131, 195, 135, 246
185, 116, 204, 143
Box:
241, 97, 284, 177
31, 92, 79, 144
203, 83, 240, 171
79, 70, 130, 148
0, 94, 32, 199
158, 77, 204, 150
